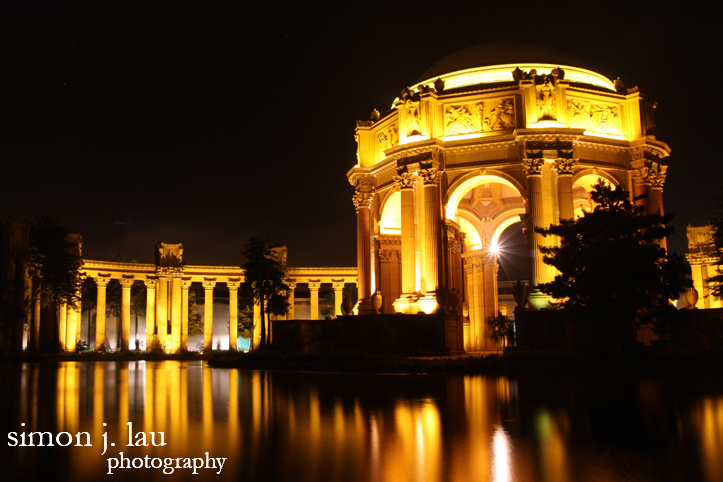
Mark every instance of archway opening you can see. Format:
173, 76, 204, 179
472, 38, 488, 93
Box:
494, 221, 528, 282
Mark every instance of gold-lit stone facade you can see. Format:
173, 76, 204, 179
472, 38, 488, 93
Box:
348, 53, 671, 351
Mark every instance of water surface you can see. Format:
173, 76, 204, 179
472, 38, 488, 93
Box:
1, 361, 722, 481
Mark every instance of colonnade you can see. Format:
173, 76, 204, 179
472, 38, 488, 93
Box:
72, 254, 358, 353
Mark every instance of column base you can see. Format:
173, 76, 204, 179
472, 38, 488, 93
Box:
393, 294, 419, 314
355, 298, 374, 315
417, 293, 440, 314
528, 290, 551, 311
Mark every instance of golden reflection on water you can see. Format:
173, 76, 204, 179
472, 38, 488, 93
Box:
4, 362, 723, 482
693, 396, 723, 482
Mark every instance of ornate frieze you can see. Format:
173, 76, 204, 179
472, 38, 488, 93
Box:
377, 124, 399, 151
567, 99, 622, 136
554, 158, 578, 175
524, 139, 573, 152
444, 98, 515, 136
418, 167, 443, 185
157, 266, 183, 277
396, 151, 433, 168
522, 158, 545, 176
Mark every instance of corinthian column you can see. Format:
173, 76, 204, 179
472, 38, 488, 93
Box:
95, 275, 111, 350
352, 182, 374, 315
119, 276, 135, 351
170, 274, 182, 353
331, 280, 344, 317
393, 171, 417, 313
181, 278, 192, 351
555, 158, 578, 221
287, 280, 297, 320
417, 166, 443, 313
523, 157, 549, 310
227, 278, 241, 352
144, 278, 158, 351
308, 280, 321, 320
202, 278, 216, 352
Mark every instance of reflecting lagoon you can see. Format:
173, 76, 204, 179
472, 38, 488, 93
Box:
1, 361, 723, 481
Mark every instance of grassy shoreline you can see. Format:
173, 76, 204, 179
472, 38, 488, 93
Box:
3, 349, 723, 375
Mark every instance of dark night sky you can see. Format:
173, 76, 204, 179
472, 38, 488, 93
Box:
2, 2, 718, 268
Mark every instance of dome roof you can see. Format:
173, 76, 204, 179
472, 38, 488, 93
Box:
412, 41, 613, 92
417, 42, 587, 82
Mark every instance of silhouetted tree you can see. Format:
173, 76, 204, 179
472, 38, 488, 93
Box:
27, 216, 83, 352
187, 291, 203, 336
487, 312, 512, 354
242, 235, 289, 349
536, 181, 690, 348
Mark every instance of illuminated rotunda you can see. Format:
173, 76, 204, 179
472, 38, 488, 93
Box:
347, 43, 670, 351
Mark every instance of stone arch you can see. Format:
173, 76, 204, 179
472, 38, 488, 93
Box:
490, 208, 527, 248
378, 189, 401, 235
572, 169, 621, 188
571, 170, 623, 217
445, 170, 526, 221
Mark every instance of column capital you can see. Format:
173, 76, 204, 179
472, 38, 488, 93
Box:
308, 279, 321, 291
393, 171, 417, 190
287, 278, 297, 290
331, 279, 345, 290
553, 158, 578, 175
181, 277, 192, 290
144, 277, 158, 289
227, 278, 241, 291
522, 158, 544, 176
352, 190, 374, 212
418, 167, 443, 185
95, 274, 111, 287
202, 278, 217, 290
651, 165, 667, 188
119, 276, 135, 288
